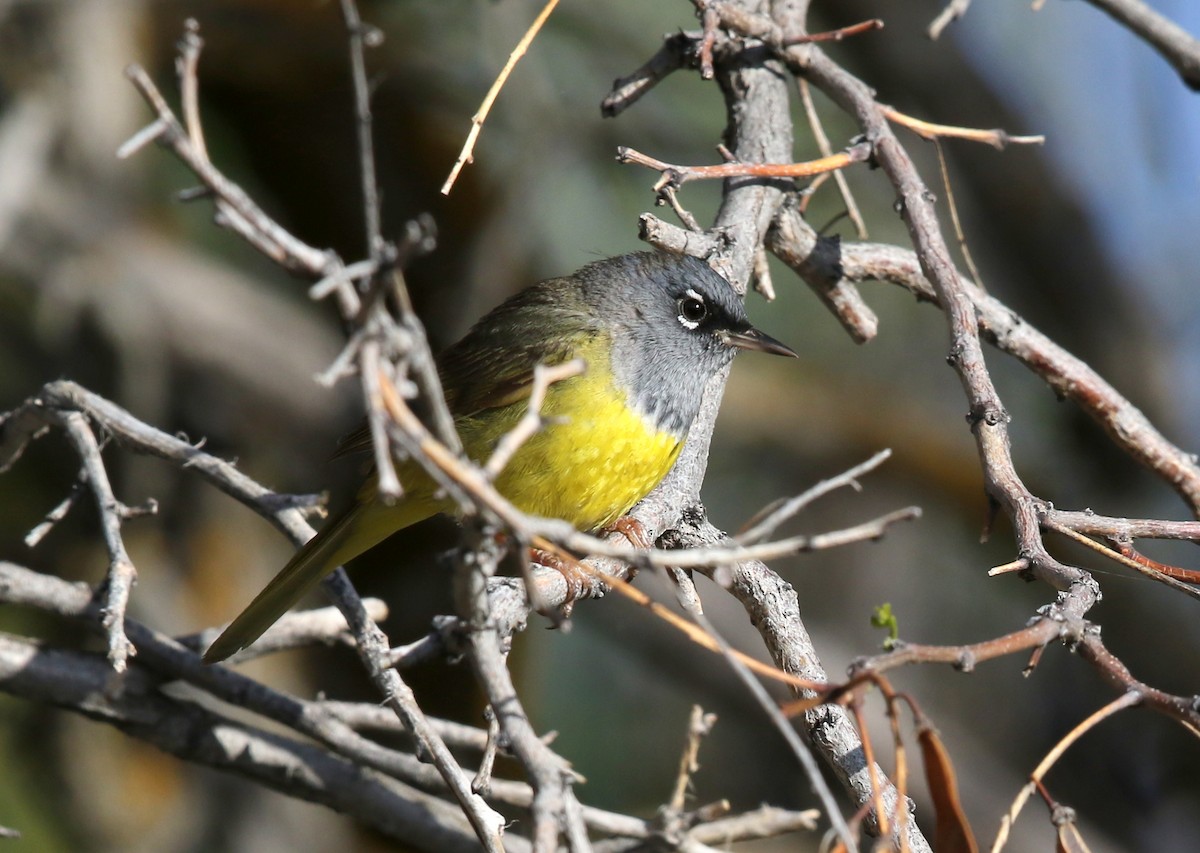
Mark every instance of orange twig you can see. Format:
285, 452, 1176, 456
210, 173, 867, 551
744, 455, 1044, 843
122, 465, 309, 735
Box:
784, 18, 884, 45
618, 142, 871, 189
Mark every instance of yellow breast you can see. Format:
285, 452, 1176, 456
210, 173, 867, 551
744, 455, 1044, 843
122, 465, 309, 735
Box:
456, 343, 682, 532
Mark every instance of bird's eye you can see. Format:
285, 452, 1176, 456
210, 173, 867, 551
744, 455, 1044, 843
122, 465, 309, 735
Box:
677, 293, 708, 328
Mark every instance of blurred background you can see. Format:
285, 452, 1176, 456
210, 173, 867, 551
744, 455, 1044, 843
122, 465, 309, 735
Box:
1, 0, 1198, 850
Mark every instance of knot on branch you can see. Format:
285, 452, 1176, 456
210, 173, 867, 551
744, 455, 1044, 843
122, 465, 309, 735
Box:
1050, 804, 1078, 828
965, 404, 1009, 429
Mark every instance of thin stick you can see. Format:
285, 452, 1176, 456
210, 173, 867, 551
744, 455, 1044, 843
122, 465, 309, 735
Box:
928, 0, 974, 40
60, 412, 139, 674
990, 692, 1140, 852
24, 474, 86, 548
618, 141, 872, 187
1043, 519, 1200, 602
668, 706, 717, 812
784, 18, 884, 46
680, 588, 859, 851
442, 0, 561, 195
737, 449, 892, 544
340, 0, 385, 256
883, 105, 1045, 149
933, 139, 986, 290
176, 20, 208, 160
797, 78, 867, 238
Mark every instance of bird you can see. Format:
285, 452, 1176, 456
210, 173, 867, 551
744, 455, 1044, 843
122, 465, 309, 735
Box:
202, 251, 796, 663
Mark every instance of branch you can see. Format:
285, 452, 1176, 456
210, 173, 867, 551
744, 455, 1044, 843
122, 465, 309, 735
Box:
669, 572, 859, 850
768, 218, 1200, 517
59, 411, 140, 673
670, 519, 929, 852
1041, 508, 1200, 542
119, 58, 354, 298
927, 0, 1200, 91
0, 631, 500, 852
455, 525, 586, 852
1082, 0, 1200, 91
601, 31, 696, 118
766, 198, 878, 343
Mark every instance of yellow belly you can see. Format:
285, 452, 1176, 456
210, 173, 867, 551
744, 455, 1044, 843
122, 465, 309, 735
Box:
457, 367, 682, 531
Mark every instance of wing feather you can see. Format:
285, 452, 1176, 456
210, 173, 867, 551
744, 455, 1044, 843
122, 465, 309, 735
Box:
334, 277, 595, 458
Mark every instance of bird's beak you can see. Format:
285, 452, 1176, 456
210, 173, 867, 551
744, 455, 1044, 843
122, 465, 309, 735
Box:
719, 326, 798, 358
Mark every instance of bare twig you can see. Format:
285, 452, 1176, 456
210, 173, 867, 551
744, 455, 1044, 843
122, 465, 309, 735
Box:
688, 805, 819, 842
932, 139, 987, 291
668, 706, 718, 812
618, 141, 872, 191
928, 0, 974, 40
991, 692, 1141, 853
751, 246, 775, 300
637, 212, 722, 258
697, 2, 720, 79
601, 32, 696, 118
736, 449, 892, 544
1042, 519, 1200, 602
340, 0, 385, 257
854, 620, 1063, 678
669, 571, 860, 851
176, 20, 208, 159
472, 708, 502, 797
120, 59, 359, 311
784, 18, 884, 46
1041, 508, 1200, 542
442, 0, 561, 194
883, 105, 1045, 150
24, 472, 86, 548
766, 198, 879, 343
59, 412, 139, 673
360, 340, 405, 501
798, 78, 867, 238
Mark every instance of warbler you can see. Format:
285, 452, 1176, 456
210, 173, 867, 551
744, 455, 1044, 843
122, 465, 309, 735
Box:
203, 251, 795, 663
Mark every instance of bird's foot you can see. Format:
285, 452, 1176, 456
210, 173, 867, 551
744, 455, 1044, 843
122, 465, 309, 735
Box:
526, 517, 650, 620
531, 547, 591, 618
605, 515, 652, 549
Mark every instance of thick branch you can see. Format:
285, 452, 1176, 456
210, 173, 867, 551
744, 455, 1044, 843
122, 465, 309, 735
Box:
0, 632, 499, 853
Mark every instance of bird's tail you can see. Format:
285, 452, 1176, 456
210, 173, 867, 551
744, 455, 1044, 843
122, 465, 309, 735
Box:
203, 500, 403, 663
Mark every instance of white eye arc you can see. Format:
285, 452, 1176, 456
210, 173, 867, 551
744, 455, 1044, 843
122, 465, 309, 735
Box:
677, 288, 708, 330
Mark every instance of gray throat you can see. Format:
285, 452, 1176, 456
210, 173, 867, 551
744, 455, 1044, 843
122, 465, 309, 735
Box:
609, 330, 735, 437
